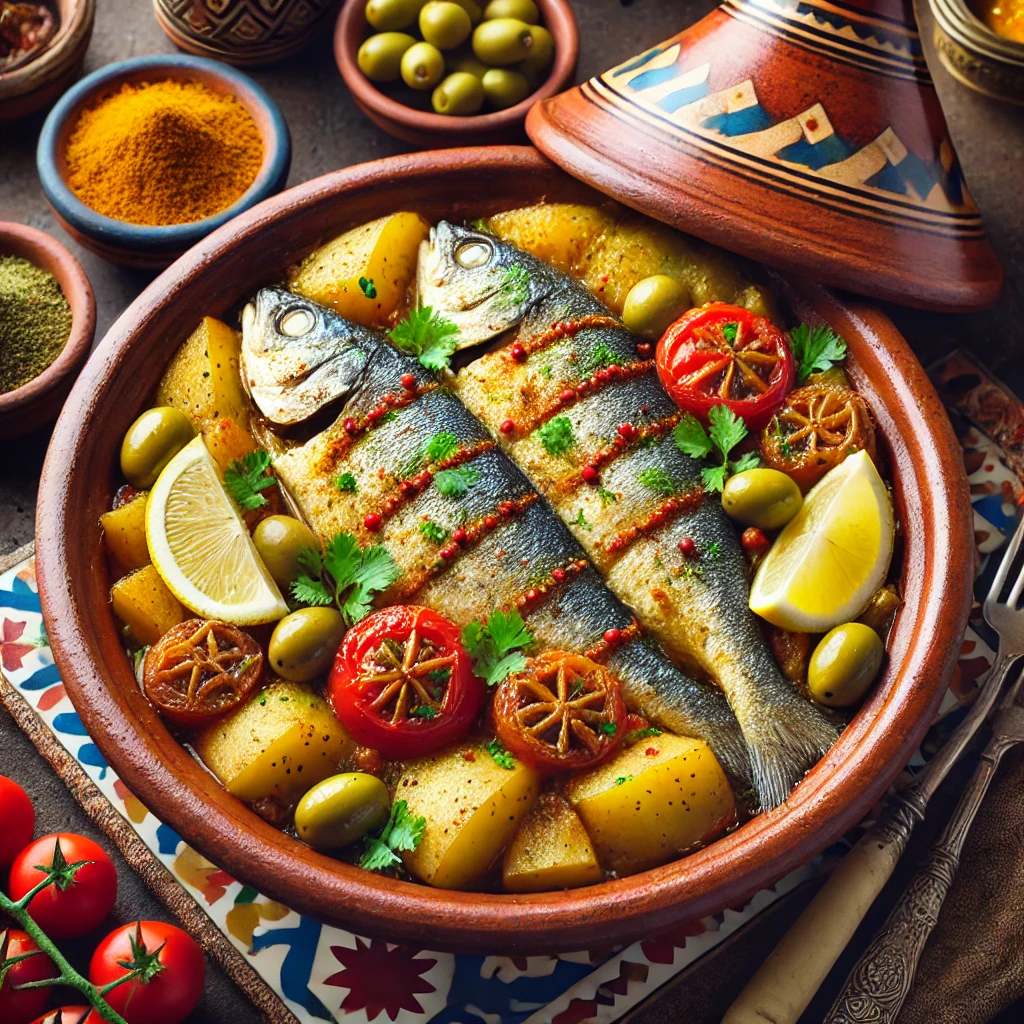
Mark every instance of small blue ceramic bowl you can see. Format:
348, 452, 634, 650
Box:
37, 54, 291, 269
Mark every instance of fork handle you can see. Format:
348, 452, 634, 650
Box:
824, 743, 1007, 1024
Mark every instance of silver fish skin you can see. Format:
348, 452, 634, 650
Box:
241, 287, 752, 790
422, 221, 838, 810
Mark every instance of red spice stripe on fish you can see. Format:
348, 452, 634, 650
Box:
583, 620, 643, 663
389, 493, 540, 602
508, 315, 623, 362
605, 491, 704, 558
510, 558, 589, 617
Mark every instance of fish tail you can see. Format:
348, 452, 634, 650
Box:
700, 708, 755, 795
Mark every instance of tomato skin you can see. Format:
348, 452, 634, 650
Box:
0, 776, 34, 867
328, 605, 483, 759
656, 303, 795, 430
8, 834, 117, 940
0, 930, 57, 1024
89, 922, 204, 1024
28, 1009, 103, 1024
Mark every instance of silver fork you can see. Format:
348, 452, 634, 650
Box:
826, 518, 1024, 1023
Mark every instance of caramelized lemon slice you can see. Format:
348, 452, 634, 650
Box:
146, 436, 288, 625
749, 450, 894, 633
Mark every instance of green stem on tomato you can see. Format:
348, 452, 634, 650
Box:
0, 889, 131, 1024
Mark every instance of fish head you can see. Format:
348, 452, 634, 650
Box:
241, 287, 373, 426
417, 220, 553, 348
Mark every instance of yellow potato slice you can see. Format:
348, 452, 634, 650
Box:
109, 564, 186, 646
101, 493, 150, 572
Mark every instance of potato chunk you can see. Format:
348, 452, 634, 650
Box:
155, 317, 249, 430
289, 212, 430, 326
201, 417, 256, 474
565, 734, 735, 876
110, 564, 186, 646
502, 791, 602, 893
397, 744, 540, 889
101, 494, 150, 572
486, 203, 614, 275
193, 681, 354, 804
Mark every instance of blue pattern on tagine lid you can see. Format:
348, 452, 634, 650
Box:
526, 0, 1002, 312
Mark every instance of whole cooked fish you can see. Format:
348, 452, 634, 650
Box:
242, 287, 752, 791
419, 222, 837, 809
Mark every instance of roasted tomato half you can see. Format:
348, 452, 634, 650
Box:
328, 605, 483, 759
760, 380, 877, 492
143, 619, 263, 727
656, 303, 795, 429
494, 651, 627, 773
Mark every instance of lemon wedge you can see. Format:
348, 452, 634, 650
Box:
749, 450, 894, 632
146, 436, 288, 625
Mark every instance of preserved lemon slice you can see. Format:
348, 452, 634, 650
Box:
749, 450, 894, 632
146, 436, 288, 625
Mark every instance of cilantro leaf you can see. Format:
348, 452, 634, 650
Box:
730, 451, 761, 474
341, 546, 402, 624
424, 431, 459, 463
789, 322, 847, 382
638, 466, 678, 496
598, 487, 617, 506
722, 322, 738, 346
290, 576, 332, 607
701, 464, 729, 492
535, 415, 576, 457
707, 404, 748, 459
580, 342, 620, 376
224, 450, 276, 510
296, 546, 323, 576
419, 520, 449, 545
335, 472, 358, 492
434, 466, 480, 498
673, 415, 714, 459
390, 306, 460, 372
462, 609, 533, 687
358, 799, 425, 872
486, 738, 517, 770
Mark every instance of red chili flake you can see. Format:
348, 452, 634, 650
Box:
343, 417, 358, 434
645, 747, 659, 756
616, 423, 637, 441
637, 342, 652, 357
510, 342, 527, 362
603, 628, 621, 645
560, 388, 575, 402
484, 515, 498, 529
551, 567, 566, 582
363, 513, 382, 532
462, 750, 476, 762
600, 274, 609, 283
581, 465, 600, 485
678, 537, 697, 558
452, 528, 467, 544
742, 527, 771, 555
400, 373, 416, 390
500, 419, 515, 434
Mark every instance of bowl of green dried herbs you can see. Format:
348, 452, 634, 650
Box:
0, 221, 94, 437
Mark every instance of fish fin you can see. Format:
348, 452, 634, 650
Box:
700, 709, 754, 795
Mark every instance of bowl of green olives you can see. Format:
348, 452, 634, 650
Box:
335, 0, 578, 146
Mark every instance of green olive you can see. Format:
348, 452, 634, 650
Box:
253, 515, 320, 592
808, 623, 884, 707
357, 32, 417, 81
481, 67, 531, 108
401, 40, 446, 89
295, 773, 391, 851
472, 17, 534, 65
621, 275, 690, 341
365, 0, 426, 30
483, 0, 539, 22
515, 23, 554, 83
432, 71, 485, 114
445, 47, 490, 78
721, 468, 803, 530
268, 607, 346, 683
449, 0, 483, 22
119, 407, 194, 489
420, 1, 472, 48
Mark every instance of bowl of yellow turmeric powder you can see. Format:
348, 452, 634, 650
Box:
36, 54, 292, 268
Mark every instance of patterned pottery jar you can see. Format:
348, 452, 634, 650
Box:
153, 0, 342, 66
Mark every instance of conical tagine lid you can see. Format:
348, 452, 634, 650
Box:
526, 0, 1002, 311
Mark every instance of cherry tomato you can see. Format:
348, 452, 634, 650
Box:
656, 303, 795, 429
494, 651, 626, 772
8, 834, 117, 940
28, 1009, 102, 1024
0, 930, 57, 1024
143, 619, 263, 727
328, 605, 483, 759
89, 921, 204, 1024
0, 776, 34, 867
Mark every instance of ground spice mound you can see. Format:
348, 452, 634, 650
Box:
64, 78, 264, 227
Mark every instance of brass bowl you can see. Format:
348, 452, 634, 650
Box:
931, 0, 1024, 104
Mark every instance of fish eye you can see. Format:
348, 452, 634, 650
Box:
455, 240, 493, 269
278, 307, 315, 337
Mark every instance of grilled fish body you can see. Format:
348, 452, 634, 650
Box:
419, 222, 837, 809
241, 287, 751, 788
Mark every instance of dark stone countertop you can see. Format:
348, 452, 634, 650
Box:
1, 1, 1022, 1022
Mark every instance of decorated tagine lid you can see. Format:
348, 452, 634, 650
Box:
526, 0, 1003, 312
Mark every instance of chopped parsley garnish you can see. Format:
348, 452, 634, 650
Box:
358, 276, 377, 299
625, 726, 662, 744
538, 365, 554, 380
469, 217, 494, 235
722, 322, 738, 346
789, 322, 847, 382
598, 487, 617, 506
224, 450, 276, 510
410, 705, 438, 719
706, 541, 721, 559
434, 465, 480, 498
637, 466, 679, 496
419, 520, 449, 545
390, 306, 460, 372
358, 799, 426, 872
574, 508, 591, 531
291, 532, 401, 625
673, 406, 760, 492
535, 415, 576, 456
599, 722, 617, 736
334, 472, 358, 492
401, 431, 460, 477
500, 264, 530, 307
462, 609, 533, 687
769, 418, 793, 458
486, 738, 517, 770
614, 775, 634, 786
427, 667, 451, 685
580, 341, 620, 376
